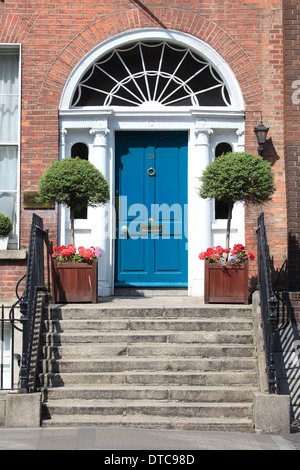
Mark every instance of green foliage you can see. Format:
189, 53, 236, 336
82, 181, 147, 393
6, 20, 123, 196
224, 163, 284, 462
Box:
38, 157, 110, 244
38, 157, 110, 211
199, 152, 275, 206
0, 213, 13, 237
198, 151, 275, 252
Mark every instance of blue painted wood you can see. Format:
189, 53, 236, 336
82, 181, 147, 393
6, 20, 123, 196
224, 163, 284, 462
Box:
115, 131, 188, 286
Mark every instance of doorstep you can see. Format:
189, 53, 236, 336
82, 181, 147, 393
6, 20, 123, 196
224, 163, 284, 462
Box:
50, 295, 253, 310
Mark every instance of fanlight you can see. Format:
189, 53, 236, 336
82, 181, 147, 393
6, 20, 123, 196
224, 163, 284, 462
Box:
72, 41, 231, 108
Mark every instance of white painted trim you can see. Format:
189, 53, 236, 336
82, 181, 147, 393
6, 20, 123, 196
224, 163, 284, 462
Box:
0, 43, 21, 249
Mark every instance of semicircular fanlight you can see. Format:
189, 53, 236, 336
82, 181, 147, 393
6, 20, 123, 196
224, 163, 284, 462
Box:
71, 41, 231, 108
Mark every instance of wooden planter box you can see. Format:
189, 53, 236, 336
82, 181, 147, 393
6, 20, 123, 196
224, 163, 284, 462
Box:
204, 260, 249, 304
52, 261, 98, 303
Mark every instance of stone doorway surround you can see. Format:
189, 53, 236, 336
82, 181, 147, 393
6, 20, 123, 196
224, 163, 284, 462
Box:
59, 29, 245, 297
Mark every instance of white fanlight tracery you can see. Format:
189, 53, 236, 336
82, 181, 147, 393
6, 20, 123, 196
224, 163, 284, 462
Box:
71, 41, 231, 108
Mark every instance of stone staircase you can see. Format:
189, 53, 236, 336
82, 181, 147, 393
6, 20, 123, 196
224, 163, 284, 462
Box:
39, 299, 259, 431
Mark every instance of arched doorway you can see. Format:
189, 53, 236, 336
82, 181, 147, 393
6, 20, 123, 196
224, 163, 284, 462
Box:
59, 29, 245, 296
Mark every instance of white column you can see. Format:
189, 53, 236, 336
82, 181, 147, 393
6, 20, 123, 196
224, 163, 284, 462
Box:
89, 127, 111, 297
189, 128, 213, 297
59, 128, 68, 246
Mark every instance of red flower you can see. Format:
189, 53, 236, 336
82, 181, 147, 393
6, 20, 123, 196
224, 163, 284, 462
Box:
198, 244, 255, 265
52, 244, 100, 264
83, 248, 94, 259
246, 249, 255, 260
78, 246, 85, 256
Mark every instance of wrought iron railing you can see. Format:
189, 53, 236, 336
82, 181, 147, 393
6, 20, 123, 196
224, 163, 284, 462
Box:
256, 212, 279, 393
19, 214, 49, 393
2, 214, 49, 393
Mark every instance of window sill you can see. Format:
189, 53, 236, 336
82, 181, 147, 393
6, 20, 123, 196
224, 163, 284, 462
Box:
0, 250, 27, 260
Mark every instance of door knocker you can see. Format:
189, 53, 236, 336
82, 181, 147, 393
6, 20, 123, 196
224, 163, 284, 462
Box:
147, 167, 156, 177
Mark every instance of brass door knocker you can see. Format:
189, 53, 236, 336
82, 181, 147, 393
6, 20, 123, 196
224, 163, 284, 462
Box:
147, 167, 156, 176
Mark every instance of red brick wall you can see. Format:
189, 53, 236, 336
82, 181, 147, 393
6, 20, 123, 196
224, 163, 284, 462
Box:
0, 0, 287, 297
0, 261, 27, 300
283, 0, 300, 289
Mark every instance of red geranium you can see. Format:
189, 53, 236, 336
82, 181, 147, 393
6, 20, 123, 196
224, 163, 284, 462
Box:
199, 244, 255, 265
52, 244, 102, 264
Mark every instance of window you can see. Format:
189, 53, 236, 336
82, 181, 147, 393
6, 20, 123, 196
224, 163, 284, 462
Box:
71, 142, 88, 161
72, 41, 231, 108
214, 142, 232, 220
0, 45, 20, 248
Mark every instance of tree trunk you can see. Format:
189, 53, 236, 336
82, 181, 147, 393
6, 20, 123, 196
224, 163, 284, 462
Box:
70, 207, 75, 245
226, 203, 233, 254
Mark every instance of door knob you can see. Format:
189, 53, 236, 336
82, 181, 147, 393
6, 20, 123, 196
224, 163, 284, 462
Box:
121, 225, 128, 232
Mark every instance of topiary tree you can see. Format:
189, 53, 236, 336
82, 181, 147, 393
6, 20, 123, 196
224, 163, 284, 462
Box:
38, 157, 110, 244
198, 151, 275, 253
0, 213, 13, 237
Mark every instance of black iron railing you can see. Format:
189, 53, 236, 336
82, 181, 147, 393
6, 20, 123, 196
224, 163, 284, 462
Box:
2, 214, 49, 393
256, 212, 279, 393
19, 214, 49, 393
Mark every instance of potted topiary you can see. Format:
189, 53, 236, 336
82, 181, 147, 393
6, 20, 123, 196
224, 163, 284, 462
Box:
0, 213, 13, 250
38, 157, 110, 303
198, 151, 275, 303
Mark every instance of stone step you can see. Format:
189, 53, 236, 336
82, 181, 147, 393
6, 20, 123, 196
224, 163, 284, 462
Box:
40, 301, 257, 431
114, 287, 189, 296
43, 317, 253, 332
47, 305, 252, 320
39, 370, 257, 387
41, 413, 254, 432
41, 343, 255, 360
43, 398, 253, 419
42, 330, 254, 345
40, 357, 257, 374
43, 385, 256, 403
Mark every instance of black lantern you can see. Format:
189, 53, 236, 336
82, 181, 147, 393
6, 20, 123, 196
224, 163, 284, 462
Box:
254, 116, 269, 156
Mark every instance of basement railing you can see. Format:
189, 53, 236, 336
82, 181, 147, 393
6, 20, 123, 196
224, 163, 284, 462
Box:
19, 214, 49, 393
256, 213, 282, 393
0, 214, 49, 393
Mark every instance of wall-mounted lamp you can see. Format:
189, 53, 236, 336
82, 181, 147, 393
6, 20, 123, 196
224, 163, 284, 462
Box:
254, 114, 269, 156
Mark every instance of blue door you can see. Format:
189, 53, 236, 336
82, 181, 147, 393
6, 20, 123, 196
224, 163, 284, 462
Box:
115, 131, 188, 286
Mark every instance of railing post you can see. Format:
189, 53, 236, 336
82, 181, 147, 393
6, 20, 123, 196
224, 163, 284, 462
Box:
257, 213, 279, 394
19, 297, 29, 393
268, 294, 278, 394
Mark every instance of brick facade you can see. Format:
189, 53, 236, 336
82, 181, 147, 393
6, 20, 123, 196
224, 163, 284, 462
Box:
0, 0, 291, 299
283, 0, 300, 289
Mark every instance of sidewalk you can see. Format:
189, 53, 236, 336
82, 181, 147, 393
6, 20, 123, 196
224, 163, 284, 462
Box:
0, 426, 298, 450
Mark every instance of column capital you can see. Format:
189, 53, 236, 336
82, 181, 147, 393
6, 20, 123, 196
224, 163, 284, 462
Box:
89, 128, 110, 146
194, 128, 213, 146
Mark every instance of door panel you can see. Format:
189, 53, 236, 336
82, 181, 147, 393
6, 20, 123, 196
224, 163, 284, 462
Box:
115, 131, 188, 286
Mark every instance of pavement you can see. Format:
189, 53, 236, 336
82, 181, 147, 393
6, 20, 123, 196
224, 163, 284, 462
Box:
0, 426, 299, 451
